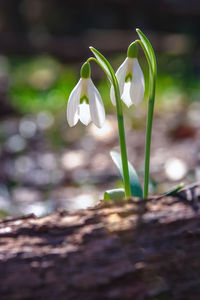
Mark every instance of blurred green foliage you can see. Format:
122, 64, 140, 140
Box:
6, 53, 200, 116
8, 56, 74, 113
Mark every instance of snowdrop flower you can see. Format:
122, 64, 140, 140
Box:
110, 42, 145, 107
67, 62, 105, 128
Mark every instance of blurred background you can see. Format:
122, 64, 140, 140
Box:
0, 0, 200, 217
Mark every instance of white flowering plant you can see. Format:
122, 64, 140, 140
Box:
66, 28, 182, 200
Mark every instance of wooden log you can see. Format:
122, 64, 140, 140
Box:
0, 184, 200, 299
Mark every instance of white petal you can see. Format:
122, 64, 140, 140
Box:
121, 81, 133, 107
110, 58, 128, 105
66, 79, 82, 126
110, 85, 116, 106
78, 102, 91, 126
88, 79, 105, 128
130, 59, 145, 106
116, 58, 129, 94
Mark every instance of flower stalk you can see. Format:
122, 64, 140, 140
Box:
112, 72, 132, 198
143, 72, 156, 198
136, 29, 157, 198
89, 48, 131, 198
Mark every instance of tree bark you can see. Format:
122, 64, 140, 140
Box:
0, 184, 200, 300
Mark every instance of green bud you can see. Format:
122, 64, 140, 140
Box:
127, 41, 138, 58
80, 62, 91, 78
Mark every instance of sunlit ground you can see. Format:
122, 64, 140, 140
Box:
0, 52, 200, 217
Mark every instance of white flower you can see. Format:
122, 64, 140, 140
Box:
110, 57, 145, 107
67, 78, 105, 128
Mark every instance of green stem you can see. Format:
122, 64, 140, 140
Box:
112, 77, 131, 197
136, 30, 157, 198
87, 54, 131, 197
144, 74, 156, 198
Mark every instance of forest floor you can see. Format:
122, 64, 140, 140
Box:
0, 101, 199, 217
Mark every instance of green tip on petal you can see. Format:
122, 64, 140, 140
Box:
127, 41, 138, 58
80, 62, 91, 78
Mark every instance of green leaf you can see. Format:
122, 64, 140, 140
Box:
104, 188, 125, 201
162, 182, 184, 197
154, 183, 184, 201
110, 151, 143, 198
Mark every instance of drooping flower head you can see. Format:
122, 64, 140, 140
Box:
110, 41, 145, 107
67, 62, 105, 128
